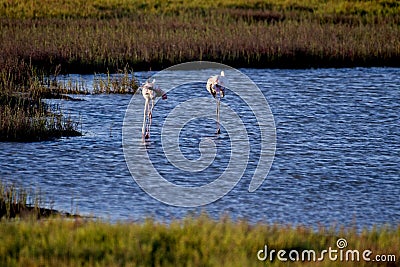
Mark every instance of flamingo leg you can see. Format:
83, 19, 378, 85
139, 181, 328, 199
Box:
142, 99, 149, 140
216, 97, 221, 134
143, 99, 154, 140
146, 99, 154, 139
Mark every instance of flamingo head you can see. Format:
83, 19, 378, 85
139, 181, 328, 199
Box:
162, 93, 167, 100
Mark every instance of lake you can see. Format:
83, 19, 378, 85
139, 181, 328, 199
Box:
1, 67, 399, 229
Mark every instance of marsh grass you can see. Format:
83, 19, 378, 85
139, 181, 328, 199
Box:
1, 0, 399, 20
93, 68, 138, 94
0, 102, 81, 142
0, 182, 398, 266
0, 182, 76, 220
0, 60, 83, 141
1, 0, 399, 74
0, 59, 139, 141
0, 90, 81, 141
38, 68, 138, 96
0, 212, 398, 266
2, 15, 398, 74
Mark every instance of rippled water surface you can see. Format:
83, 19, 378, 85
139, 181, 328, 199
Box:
1, 68, 399, 228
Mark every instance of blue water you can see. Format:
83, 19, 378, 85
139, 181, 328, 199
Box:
1, 67, 399, 229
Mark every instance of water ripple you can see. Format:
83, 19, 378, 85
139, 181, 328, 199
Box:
1, 68, 399, 228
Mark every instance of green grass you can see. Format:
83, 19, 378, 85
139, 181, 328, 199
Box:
0, 214, 398, 266
1, 182, 399, 266
1, 0, 399, 19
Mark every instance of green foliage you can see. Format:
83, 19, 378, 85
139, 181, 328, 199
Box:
1, 0, 399, 19
0, 214, 398, 266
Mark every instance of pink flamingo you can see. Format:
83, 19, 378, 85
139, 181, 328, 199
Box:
140, 79, 167, 140
206, 71, 228, 134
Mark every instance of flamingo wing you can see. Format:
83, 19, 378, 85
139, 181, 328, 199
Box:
207, 72, 228, 98
206, 75, 218, 98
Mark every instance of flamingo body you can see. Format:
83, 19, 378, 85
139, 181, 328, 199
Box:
142, 80, 167, 101
206, 71, 228, 99
206, 71, 228, 134
140, 79, 167, 140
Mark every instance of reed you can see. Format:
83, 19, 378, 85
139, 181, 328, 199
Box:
1, 1, 399, 74
93, 67, 138, 94
0, 61, 83, 141
0, 97, 81, 142
0, 182, 28, 219
0, 182, 56, 219
0, 58, 139, 141
0, 181, 84, 222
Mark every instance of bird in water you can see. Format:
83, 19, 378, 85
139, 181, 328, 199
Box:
206, 71, 228, 134
140, 79, 167, 140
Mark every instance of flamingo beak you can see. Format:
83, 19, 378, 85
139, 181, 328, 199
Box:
162, 94, 167, 100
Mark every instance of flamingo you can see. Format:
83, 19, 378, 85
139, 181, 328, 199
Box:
140, 79, 167, 140
206, 71, 228, 134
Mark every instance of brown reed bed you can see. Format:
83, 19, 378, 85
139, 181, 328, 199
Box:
1, 1, 399, 74
1, 16, 398, 74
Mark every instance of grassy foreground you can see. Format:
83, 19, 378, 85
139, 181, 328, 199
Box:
0, 216, 399, 266
1, 182, 398, 266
